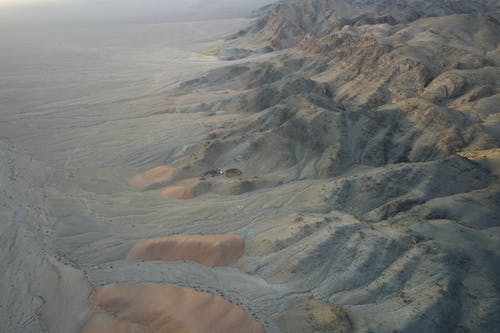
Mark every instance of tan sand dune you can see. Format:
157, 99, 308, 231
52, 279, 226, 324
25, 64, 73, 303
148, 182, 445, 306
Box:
128, 165, 178, 190
159, 185, 197, 199
157, 176, 256, 199
126, 233, 245, 266
78, 283, 266, 333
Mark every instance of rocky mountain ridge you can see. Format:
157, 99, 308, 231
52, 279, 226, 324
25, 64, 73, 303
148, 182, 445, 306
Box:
139, 1, 500, 332
240, 0, 500, 49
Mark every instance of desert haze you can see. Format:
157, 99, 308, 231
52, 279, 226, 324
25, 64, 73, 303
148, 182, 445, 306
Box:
0, 1, 499, 333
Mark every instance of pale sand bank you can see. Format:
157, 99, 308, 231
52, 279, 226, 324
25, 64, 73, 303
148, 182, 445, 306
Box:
159, 185, 197, 199
128, 166, 178, 190
78, 283, 266, 333
126, 233, 245, 266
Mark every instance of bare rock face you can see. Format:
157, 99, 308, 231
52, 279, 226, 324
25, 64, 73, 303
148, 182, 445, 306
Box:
170, 11, 499, 184
232, 0, 498, 49
126, 234, 245, 267
78, 284, 265, 333
240, 0, 500, 50
458, 148, 500, 175
276, 298, 352, 333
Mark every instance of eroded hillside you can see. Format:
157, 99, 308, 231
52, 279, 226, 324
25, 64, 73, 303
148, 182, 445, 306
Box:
135, 1, 500, 332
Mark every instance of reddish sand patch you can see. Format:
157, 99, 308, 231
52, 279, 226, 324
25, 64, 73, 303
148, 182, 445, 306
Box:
128, 165, 178, 190
159, 185, 196, 199
78, 283, 266, 333
126, 234, 245, 267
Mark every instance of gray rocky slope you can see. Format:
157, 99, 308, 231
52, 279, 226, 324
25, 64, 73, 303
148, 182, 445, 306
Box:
151, 1, 500, 332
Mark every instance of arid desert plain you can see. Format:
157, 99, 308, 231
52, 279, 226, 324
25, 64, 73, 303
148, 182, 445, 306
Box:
1, 1, 499, 333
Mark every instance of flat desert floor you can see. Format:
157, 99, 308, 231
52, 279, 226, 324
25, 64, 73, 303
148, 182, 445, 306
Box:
0, 13, 279, 333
